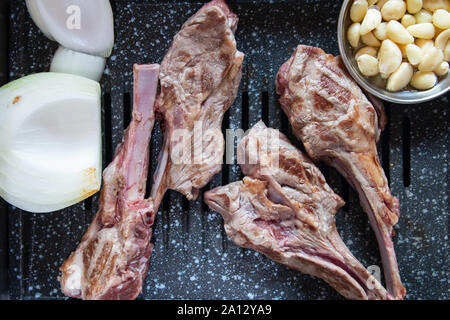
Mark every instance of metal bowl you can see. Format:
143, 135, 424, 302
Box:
337, 0, 450, 104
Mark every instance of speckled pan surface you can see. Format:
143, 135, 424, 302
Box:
0, 0, 448, 300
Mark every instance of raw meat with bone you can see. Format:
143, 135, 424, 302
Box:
276, 45, 405, 299
59, 0, 242, 299
59, 64, 159, 300
204, 121, 391, 300
151, 0, 244, 204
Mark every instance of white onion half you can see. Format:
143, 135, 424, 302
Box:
0, 73, 102, 213
51, 46, 106, 82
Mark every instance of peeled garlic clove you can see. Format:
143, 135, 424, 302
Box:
422, 0, 449, 12
360, 5, 382, 35
434, 61, 449, 75
432, 9, 450, 29
378, 39, 403, 74
382, 0, 407, 20
406, 43, 424, 64
445, 40, 450, 60
407, 0, 423, 14
387, 20, 415, 44
348, 23, 362, 47
362, 31, 382, 46
357, 54, 380, 76
398, 43, 408, 57
416, 38, 435, 50
387, 62, 414, 91
50, 46, 106, 82
377, 0, 390, 9
351, 0, 369, 22
402, 14, 417, 27
419, 46, 444, 70
374, 22, 389, 40
411, 70, 438, 89
25, 0, 114, 57
407, 22, 436, 39
415, 9, 434, 23
435, 28, 450, 50
0, 73, 102, 212
356, 46, 379, 59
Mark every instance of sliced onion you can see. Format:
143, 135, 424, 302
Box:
25, 0, 114, 57
50, 46, 106, 82
0, 73, 102, 213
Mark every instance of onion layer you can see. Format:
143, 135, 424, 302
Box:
50, 46, 106, 82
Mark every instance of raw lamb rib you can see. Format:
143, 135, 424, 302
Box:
151, 0, 244, 204
59, 64, 159, 300
204, 121, 391, 300
276, 45, 405, 299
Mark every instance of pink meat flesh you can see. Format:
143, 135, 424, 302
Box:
150, 0, 244, 205
204, 121, 393, 300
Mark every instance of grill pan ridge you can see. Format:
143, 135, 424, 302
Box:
0, 0, 448, 300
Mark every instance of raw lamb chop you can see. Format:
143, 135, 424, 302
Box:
204, 121, 391, 300
276, 45, 405, 299
59, 64, 159, 300
151, 0, 244, 205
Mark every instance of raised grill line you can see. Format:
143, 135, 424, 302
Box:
123, 91, 132, 130
402, 116, 411, 187
162, 193, 171, 250
381, 104, 392, 185
241, 91, 249, 131
103, 92, 113, 165
262, 91, 269, 125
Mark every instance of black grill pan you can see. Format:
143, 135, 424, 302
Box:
0, 0, 448, 299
